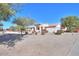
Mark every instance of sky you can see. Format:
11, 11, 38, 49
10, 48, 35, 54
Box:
2, 3, 79, 29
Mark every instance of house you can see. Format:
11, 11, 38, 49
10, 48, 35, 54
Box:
73, 27, 79, 32
27, 23, 61, 33
61, 26, 67, 32
45, 24, 61, 33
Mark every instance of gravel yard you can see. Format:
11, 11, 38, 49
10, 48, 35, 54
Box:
0, 33, 79, 56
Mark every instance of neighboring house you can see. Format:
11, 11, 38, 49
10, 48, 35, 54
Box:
74, 27, 79, 32
27, 24, 61, 33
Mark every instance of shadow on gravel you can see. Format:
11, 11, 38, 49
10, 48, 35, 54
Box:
0, 34, 24, 47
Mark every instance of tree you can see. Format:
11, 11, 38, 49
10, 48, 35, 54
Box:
13, 17, 36, 35
61, 16, 79, 32
0, 3, 15, 21
9, 26, 17, 31
0, 3, 16, 34
13, 17, 35, 26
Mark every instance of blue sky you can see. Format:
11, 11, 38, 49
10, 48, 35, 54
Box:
3, 3, 79, 29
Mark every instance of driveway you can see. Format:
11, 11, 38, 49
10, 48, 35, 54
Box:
0, 33, 79, 56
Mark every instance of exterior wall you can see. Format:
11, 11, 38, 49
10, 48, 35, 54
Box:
76, 29, 79, 32
45, 24, 61, 33
46, 28, 55, 33
74, 28, 79, 32
27, 24, 61, 33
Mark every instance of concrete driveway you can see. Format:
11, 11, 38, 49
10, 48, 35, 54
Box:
0, 33, 79, 56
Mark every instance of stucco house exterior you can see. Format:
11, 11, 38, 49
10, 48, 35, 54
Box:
45, 24, 61, 33
27, 23, 61, 33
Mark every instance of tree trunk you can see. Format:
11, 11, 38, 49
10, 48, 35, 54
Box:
21, 29, 22, 36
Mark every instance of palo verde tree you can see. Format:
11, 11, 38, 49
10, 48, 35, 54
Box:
13, 17, 36, 35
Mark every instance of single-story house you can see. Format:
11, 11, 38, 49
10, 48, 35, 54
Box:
27, 23, 61, 33
45, 24, 61, 33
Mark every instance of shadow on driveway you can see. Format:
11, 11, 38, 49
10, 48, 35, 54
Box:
0, 34, 24, 47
